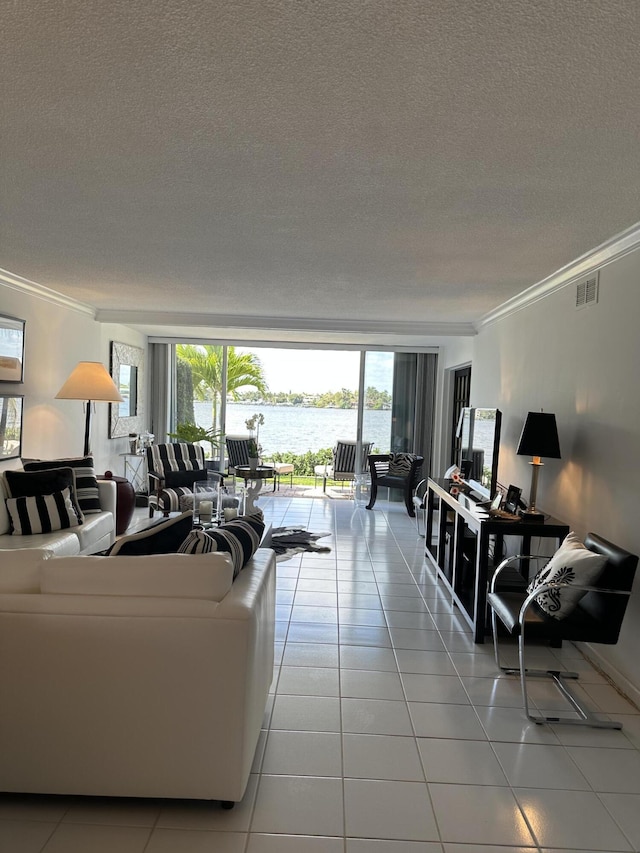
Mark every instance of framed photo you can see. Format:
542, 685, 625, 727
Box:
0, 395, 23, 460
504, 484, 522, 514
0, 314, 25, 383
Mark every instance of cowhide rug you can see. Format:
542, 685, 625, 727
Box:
270, 526, 332, 562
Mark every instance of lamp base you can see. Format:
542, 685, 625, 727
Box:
520, 509, 545, 523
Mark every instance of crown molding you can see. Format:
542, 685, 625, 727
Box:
95, 309, 477, 339
0, 268, 95, 316
477, 220, 640, 329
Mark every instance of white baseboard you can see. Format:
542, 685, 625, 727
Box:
578, 642, 640, 711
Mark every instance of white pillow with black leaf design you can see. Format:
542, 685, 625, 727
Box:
526, 532, 607, 620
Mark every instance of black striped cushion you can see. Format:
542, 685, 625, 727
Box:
23, 456, 101, 515
178, 514, 265, 578
107, 511, 193, 556
6, 488, 83, 535
4, 467, 84, 521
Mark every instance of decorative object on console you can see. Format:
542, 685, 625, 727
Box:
0, 395, 23, 460
56, 362, 123, 456
0, 314, 25, 383
516, 410, 561, 521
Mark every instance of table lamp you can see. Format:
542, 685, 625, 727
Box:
516, 411, 561, 521
56, 361, 123, 456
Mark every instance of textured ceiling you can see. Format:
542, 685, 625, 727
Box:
2, 0, 640, 340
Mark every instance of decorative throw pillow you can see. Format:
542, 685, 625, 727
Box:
526, 532, 607, 620
3, 467, 84, 523
388, 453, 415, 477
5, 488, 83, 535
23, 456, 101, 514
107, 510, 194, 556
178, 513, 265, 578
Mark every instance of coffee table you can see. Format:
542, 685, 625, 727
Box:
234, 465, 275, 514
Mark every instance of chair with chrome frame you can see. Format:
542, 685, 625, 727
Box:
411, 478, 429, 536
487, 531, 638, 728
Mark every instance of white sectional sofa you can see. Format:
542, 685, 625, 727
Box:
0, 474, 116, 555
0, 546, 276, 805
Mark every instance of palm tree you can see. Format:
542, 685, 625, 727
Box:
176, 345, 267, 432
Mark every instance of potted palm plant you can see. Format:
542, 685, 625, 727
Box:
168, 422, 223, 467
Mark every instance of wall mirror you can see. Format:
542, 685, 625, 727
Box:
0, 395, 23, 459
0, 314, 25, 383
456, 407, 502, 498
109, 342, 144, 438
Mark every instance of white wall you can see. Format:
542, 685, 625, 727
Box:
467, 248, 640, 701
0, 283, 147, 477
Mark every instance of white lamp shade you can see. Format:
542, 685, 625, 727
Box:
56, 362, 124, 402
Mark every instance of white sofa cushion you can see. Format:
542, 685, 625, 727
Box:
0, 548, 54, 593
41, 552, 235, 601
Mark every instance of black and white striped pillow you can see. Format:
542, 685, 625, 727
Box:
23, 456, 101, 515
6, 488, 83, 535
178, 514, 265, 578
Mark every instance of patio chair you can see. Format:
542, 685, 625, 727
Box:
225, 435, 251, 477
314, 440, 373, 493
366, 453, 425, 516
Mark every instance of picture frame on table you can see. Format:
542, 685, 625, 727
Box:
0, 395, 24, 460
0, 314, 25, 383
504, 484, 523, 514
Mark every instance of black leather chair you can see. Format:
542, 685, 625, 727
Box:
487, 532, 638, 728
366, 453, 424, 517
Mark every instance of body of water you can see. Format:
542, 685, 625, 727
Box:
193, 401, 392, 455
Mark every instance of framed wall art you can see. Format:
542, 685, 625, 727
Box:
0, 314, 25, 383
109, 341, 145, 438
0, 395, 23, 460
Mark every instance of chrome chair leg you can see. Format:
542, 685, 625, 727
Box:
491, 609, 621, 729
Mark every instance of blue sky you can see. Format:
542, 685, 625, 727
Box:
237, 347, 394, 395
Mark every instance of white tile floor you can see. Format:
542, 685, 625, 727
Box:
2, 495, 640, 852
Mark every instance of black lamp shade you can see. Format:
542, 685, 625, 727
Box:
516, 412, 561, 459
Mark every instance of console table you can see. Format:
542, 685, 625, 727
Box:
425, 478, 569, 642
120, 452, 147, 494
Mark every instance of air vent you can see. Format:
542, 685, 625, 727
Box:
576, 274, 599, 308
